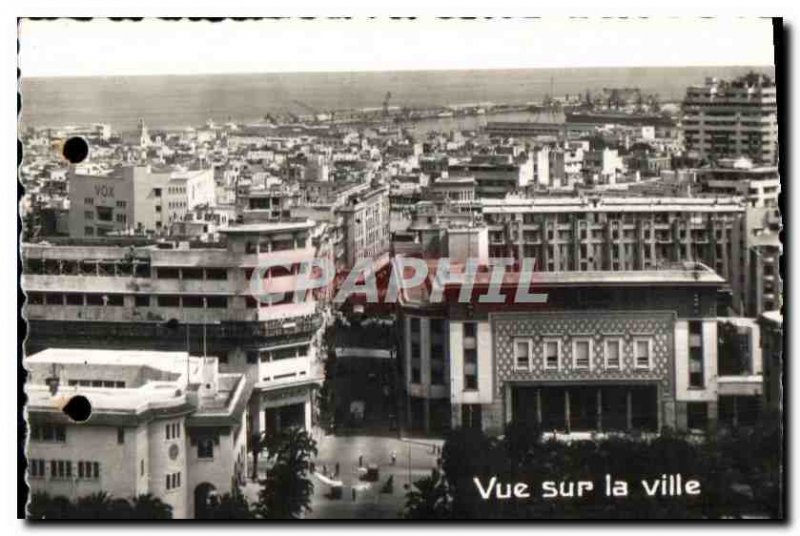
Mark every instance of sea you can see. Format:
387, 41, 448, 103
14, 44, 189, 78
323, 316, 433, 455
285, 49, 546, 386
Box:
19, 66, 774, 133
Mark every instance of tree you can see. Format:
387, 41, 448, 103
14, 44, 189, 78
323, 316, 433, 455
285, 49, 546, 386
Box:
250, 431, 266, 481
73, 492, 112, 519
204, 486, 255, 519
255, 427, 318, 519
402, 469, 451, 519
130, 494, 173, 519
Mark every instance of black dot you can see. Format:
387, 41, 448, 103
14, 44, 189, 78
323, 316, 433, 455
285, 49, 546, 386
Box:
63, 395, 92, 422
62, 136, 89, 164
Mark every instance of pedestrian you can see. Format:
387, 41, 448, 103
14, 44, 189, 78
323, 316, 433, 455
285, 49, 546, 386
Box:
390, 450, 397, 466
322, 464, 327, 476
335, 462, 340, 476
352, 488, 357, 501
358, 454, 363, 467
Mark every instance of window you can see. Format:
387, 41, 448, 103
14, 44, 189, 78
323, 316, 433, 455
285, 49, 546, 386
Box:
84, 197, 94, 205
197, 438, 214, 459
514, 339, 531, 371
29, 459, 45, 478
134, 295, 150, 307
84, 226, 95, 236
157, 295, 180, 307
51, 460, 72, 479
464, 322, 476, 339
543, 339, 561, 370
634, 339, 652, 369
688, 321, 704, 387
117, 427, 125, 444
96, 207, 113, 222
140, 460, 144, 477
116, 214, 127, 224
166, 472, 182, 490
687, 402, 708, 431
116, 200, 127, 208
153, 188, 162, 198
572, 339, 591, 370
84, 210, 94, 220
30, 424, 66, 443
431, 368, 445, 385
604, 339, 622, 369
165, 422, 180, 440
464, 348, 477, 364
411, 366, 421, 384
246, 351, 258, 364
464, 373, 478, 390
65, 294, 84, 306
77, 461, 100, 479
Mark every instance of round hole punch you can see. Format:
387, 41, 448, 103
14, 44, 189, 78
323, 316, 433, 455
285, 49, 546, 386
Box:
62, 395, 92, 422
62, 136, 89, 164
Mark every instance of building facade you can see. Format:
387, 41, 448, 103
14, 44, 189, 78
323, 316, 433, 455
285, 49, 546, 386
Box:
68, 165, 215, 238
397, 261, 763, 436
25, 349, 249, 519
22, 220, 326, 443
682, 74, 778, 164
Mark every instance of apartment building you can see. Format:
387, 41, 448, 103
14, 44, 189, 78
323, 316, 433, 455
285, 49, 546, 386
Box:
22, 220, 326, 442
448, 155, 534, 199
477, 196, 749, 310
396, 257, 762, 436
338, 184, 391, 270
682, 74, 778, 164
25, 349, 248, 519
695, 160, 780, 209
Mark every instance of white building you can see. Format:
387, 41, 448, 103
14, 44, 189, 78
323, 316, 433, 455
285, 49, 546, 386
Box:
25, 349, 249, 519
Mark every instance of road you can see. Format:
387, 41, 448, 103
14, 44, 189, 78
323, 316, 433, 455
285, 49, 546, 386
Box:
243, 433, 444, 519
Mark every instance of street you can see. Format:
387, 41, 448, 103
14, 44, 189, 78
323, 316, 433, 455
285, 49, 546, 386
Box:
243, 434, 444, 519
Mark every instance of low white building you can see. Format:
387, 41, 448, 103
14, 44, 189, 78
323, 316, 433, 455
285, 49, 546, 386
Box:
25, 348, 250, 519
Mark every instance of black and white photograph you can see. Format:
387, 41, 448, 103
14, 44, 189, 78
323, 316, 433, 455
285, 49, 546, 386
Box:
15, 16, 784, 521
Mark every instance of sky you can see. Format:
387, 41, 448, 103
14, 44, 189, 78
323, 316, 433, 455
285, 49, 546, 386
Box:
18, 18, 775, 78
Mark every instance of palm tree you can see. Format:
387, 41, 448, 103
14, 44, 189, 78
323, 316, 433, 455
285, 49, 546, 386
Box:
130, 494, 173, 519
73, 492, 112, 519
108, 498, 135, 519
255, 427, 318, 519
402, 469, 451, 519
205, 487, 254, 519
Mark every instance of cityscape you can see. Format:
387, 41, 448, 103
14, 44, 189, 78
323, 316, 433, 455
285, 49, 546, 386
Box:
19, 20, 783, 521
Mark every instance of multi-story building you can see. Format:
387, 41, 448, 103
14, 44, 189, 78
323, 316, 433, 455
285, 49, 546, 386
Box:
396, 256, 763, 436
338, 183, 391, 270
448, 155, 533, 199
682, 73, 778, 165
695, 159, 780, 209
68, 165, 215, 237
25, 349, 249, 519
22, 219, 326, 443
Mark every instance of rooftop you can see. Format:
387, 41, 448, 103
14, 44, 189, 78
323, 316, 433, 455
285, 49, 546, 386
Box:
25, 349, 247, 423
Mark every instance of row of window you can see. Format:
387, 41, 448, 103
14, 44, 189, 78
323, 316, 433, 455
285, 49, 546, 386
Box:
513, 337, 653, 372
28, 459, 100, 480
246, 344, 310, 364
67, 379, 126, 389
83, 198, 127, 208
165, 472, 182, 491
29, 424, 66, 443
165, 422, 181, 441
26, 293, 228, 309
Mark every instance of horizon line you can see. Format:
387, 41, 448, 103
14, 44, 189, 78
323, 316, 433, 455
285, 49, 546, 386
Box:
19, 64, 776, 81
